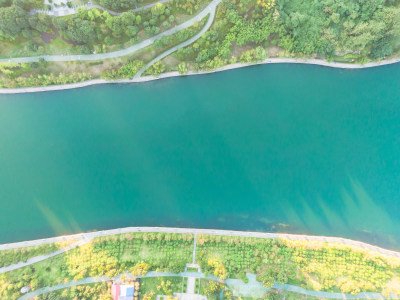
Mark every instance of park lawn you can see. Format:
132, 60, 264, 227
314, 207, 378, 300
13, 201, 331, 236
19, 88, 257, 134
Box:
140, 276, 183, 297
0, 36, 31, 58
40, 36, 73, 55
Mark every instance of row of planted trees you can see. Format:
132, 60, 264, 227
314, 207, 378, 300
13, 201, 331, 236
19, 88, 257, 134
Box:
196, 234, 400, 296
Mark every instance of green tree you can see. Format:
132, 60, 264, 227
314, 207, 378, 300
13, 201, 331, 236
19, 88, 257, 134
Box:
177, 62, 188, 74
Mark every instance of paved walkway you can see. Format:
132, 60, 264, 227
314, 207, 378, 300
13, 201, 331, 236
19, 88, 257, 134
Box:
18, 271, 400, 300
186, 277, 196, 294
1, 227, 399, 258
1, 0, 220, 64
192, 234, 197, 264
0, 239, 90, 274
135, 3, 218, 77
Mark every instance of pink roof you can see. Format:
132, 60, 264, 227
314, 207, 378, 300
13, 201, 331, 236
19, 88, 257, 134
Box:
111, 284, 120, 300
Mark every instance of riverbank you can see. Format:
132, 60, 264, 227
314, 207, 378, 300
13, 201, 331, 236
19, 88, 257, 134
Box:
1, 226, 399, 258
2, 227, 400, 299
1, 57, 399, 94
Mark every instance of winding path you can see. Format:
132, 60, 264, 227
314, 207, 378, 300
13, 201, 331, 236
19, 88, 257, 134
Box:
2, 0, 220, 64
135, 2, 218, 78
18, 271, 400, 300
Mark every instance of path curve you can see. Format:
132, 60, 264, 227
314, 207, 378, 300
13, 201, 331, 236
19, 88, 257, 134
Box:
0, 239, 90, 275
1, 227, 399, 258
2, 0, 220, 64
18, 271, 400, 300
135, 2, 217, 78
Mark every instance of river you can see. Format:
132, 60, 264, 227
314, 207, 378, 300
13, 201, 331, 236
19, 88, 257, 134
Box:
0, 63, 399, 249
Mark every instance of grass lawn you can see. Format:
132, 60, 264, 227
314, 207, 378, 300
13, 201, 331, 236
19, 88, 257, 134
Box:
140, 276, 183, 297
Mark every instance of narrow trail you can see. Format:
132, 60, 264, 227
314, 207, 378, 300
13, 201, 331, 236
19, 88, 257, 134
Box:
135, 3, 218, 78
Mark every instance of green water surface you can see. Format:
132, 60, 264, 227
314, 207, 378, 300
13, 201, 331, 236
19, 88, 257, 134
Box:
0, 64, 399, 248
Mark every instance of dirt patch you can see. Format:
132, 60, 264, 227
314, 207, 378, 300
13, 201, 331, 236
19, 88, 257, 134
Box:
41, 25, 86, 45
266, 46, 284, 57
231, 43, 255, 57
163, 55, 179, 67
41, 31, 58, 43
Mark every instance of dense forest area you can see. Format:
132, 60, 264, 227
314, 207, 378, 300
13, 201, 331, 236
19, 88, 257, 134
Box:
167, 0, 400, 71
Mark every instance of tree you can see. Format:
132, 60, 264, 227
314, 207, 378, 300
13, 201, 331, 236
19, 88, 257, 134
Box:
125, 25, 138, 37
130, 262, 150, 276
177, 62, 188, 74
0, 5, 29, 40
151, 2, 165, 17
370, 37, 393, 59
150, 61, 165, 76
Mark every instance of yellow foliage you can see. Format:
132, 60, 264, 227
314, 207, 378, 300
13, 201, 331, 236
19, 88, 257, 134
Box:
282, 238, 400, 267
257, 0, 275, 10
382, 277, 400, 297
273, 9, 279, 21
204, 280, 220, 296
142, 291, 155, 300
65, 244, 118, 278
56, 239, 79, 248
207, 257, 228, 280
337, 278, 360, 295
130, 262, 150, 276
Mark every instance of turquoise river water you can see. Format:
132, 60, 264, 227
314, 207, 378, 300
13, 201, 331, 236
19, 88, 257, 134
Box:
0, 63, 399, 249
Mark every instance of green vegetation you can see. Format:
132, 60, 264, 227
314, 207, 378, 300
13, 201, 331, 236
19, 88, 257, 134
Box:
0, 232, 399, 299
139, 276, 183, 298
0, 232, 193, 299
200, 278, 228, 300
166, 0, 400, 73
197, 235, 400, 297
0, 13, 207, 87
1, 0, 399, 88
36, 282, 112, 300
263, 289, 324, 300
0, 240, 75, 268
0, 0, 208, 57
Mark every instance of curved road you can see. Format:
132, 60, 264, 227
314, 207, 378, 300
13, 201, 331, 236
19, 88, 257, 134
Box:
2, 0, 220, 64
135, 3, 217, 77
